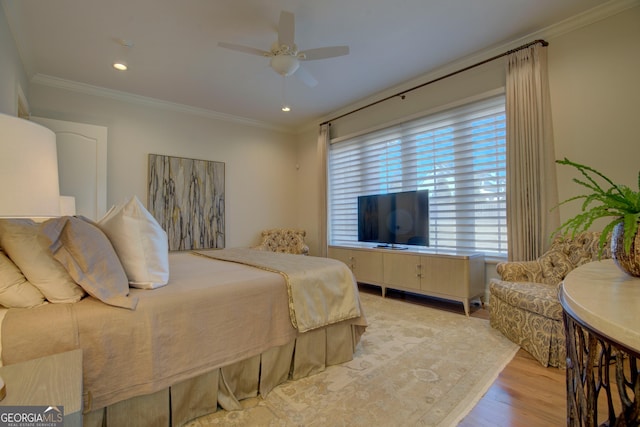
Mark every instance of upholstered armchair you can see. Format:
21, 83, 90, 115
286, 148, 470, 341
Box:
489, 232, 609, 368
253, 228, 310, 255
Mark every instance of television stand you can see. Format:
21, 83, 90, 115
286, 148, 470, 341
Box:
328, 245, 485, 316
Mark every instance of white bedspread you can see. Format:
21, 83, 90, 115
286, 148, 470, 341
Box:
194, 248, 361, 333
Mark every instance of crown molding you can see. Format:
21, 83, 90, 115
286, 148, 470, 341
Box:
307, 0, 639, 131
30, 74, 293, 134
540, 0, 639, 40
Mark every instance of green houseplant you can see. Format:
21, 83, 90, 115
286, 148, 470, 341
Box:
554, 158, 640, 277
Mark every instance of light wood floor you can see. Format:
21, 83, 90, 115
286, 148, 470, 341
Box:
360, 285, 567, 426
459, 347, 566, 426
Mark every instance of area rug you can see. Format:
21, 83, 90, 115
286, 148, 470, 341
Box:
186, 292, 519, 427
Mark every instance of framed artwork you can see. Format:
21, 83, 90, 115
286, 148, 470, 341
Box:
148, 154, 225, 251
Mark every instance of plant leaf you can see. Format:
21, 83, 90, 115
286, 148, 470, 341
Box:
622, 213, 640, 254
554, 158, 640, 247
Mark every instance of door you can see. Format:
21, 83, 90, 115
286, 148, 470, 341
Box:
32, 117, 107, 220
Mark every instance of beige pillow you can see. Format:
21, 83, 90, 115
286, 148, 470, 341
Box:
98, 196, 170, 289
0, 250, 46, 308
0, 219, 84, 303
42, 216, 138, 310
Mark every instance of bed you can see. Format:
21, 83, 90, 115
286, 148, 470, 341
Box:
0, 205, 366, 426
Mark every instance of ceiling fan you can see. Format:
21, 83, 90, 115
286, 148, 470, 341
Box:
218, 11, 349, 87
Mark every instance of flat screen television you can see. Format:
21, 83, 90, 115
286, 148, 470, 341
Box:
357, 190, 429, 248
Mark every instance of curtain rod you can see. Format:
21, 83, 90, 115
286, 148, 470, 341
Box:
320, 39, 548, 126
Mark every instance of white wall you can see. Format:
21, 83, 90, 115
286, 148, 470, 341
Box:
295, 6, 640, 295
2, 3, 638, 258
328, 60, 505, 141
548, 8, 640, 225
298, 6, 640, 250
1, 2, 303, 251
29, 84, 300, 248
0, 4, 29, 115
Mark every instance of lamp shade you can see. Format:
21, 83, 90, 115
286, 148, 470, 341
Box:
0, 113, 61, 218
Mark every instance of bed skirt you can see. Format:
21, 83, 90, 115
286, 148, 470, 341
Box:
83, 320, 365, 427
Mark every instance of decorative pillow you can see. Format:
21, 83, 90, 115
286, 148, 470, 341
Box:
42, 216, 138, 310
537, 250, 572, 286
0, 219, 84, 303
97, 196, 170, 289
0, 250, 46, 308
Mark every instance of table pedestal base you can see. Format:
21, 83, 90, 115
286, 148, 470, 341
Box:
564, 312, 640, 426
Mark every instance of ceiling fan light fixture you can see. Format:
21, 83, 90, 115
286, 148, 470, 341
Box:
270, 55, 300, 76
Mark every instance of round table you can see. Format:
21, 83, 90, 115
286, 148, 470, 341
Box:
560, 259, 640, 426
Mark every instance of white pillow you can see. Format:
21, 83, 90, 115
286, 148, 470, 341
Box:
98, 196, 169, 289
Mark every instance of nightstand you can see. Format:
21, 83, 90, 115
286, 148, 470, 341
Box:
0, 349, 83, 426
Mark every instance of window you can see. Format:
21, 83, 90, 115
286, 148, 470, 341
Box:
328, 93, 507, 256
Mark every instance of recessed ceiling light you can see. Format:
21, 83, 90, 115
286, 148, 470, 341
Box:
281, 105, 291, 112
113, 62, 128, 71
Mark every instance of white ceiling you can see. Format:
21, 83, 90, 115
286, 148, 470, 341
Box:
3, 0, 609, 131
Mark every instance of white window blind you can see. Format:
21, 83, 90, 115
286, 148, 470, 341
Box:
328, 94, 507, 256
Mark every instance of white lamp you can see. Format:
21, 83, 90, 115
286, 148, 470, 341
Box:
0, 113, 61, 400
0, 113, 61, 219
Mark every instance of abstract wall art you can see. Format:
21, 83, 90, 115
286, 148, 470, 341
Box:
148, 154, 225, 250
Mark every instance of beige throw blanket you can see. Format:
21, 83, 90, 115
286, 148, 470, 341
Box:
194, 249, 361, 333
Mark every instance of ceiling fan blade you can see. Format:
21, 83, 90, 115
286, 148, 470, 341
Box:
295, 66, 318, 88
300, 46, 349, 60
218, 42, 271, 57
278, 11, 295, 48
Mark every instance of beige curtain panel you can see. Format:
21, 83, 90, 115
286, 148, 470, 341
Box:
317, 124, 330, 257
505, 44, 559, 261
